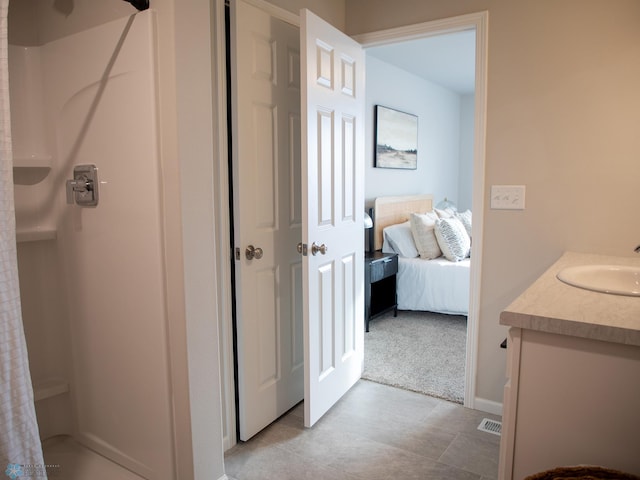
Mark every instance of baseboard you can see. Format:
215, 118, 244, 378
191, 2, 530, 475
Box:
474, 397, 503, 416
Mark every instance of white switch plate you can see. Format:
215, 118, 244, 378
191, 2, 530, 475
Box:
491, 185, 526, 210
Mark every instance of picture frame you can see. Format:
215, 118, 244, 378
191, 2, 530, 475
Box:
374, 105, 418, 170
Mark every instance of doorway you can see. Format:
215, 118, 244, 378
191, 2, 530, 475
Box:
362, 30, 476, 405
216, 2, 488, 450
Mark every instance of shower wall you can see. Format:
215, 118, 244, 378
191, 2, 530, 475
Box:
11, 32, 73, 446
11, 10, 175, 480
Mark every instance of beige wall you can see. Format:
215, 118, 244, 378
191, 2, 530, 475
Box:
346, 0, 640, 403
269, 0, 345, 29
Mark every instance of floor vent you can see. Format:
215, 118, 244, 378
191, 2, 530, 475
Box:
478, 418, 502, 436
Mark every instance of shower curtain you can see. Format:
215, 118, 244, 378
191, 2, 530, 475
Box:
0, 0, 47, 477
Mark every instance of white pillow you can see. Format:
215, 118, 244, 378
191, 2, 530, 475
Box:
434, 217, 471, 262
409, 212, 442, 260
382, 221, 418, 257
455, 209, 472, 238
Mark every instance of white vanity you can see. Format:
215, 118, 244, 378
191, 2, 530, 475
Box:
498, 252, 640, 480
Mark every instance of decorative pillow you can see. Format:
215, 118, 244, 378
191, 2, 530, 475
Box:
434, 217, 471, 262
382, 221, 418, 258
455, 209, 472, 238
435, 207, 456, 219
409, 212, 442, 260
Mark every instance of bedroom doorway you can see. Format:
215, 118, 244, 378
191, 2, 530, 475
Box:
359, 27, 478, 406
354, 12, 487, 411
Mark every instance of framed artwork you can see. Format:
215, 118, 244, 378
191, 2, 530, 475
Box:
374, 105, 418, 169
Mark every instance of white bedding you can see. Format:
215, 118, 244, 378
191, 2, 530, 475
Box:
396, 256, 470, 315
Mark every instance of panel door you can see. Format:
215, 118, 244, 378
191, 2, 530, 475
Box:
231, 0, 304, 440
300, 9, 366, 427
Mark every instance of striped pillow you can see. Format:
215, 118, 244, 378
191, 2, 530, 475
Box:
455, 209, 472, 238
434, 217, 470, 262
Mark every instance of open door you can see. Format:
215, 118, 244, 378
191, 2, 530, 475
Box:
301, 9, 365, 427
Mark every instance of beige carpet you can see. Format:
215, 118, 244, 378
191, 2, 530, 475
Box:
363, 310, 466, 404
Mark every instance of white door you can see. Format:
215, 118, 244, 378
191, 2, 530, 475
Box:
231, 0, 304, 440
301, 9, 365, 427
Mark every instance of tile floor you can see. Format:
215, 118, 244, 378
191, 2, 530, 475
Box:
225, 380, 502, 480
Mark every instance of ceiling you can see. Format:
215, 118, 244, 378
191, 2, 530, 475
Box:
366, 29, 476, 95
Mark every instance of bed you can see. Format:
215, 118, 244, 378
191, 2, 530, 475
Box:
373, 195, 470, 315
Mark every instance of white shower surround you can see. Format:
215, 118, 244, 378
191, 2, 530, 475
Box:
11, 11, 175, 479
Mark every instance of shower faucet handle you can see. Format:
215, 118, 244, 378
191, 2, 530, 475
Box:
66, 178, 90, 202
66, 164, 99, 207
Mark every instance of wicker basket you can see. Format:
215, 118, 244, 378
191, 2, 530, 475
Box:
525, 466, 640, 480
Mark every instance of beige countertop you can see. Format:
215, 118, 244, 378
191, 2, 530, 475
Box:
500, 251, 640, 347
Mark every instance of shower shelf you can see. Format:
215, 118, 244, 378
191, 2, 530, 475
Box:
13, 154, 52, 167
13, 166, 51, 185
34, 378, 69, 402
13, 155, 53, 185
16, 228, 57, 243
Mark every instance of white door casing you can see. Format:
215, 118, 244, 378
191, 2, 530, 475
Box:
301, 9, 366, 428
231, 0, 304, 441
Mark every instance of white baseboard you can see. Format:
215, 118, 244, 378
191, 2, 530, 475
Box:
474, 397, 503, 416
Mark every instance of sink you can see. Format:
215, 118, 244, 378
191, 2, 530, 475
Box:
557, 264, 640, 297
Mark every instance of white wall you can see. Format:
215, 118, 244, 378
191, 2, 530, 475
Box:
365, 55, 463, 209
458, 94, 474, 211
346, 0, 640, 406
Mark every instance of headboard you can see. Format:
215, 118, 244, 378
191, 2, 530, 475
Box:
373, 194, 434, 251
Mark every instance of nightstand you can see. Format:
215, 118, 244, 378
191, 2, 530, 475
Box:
364, 251, 398, 332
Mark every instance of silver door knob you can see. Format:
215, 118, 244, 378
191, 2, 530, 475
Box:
245, 245, 263, 260
311, 242, 327, 256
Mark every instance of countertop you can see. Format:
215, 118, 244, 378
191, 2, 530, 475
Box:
500, 251, 640, 347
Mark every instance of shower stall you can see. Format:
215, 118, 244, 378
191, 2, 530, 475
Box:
10, 6, 175, 479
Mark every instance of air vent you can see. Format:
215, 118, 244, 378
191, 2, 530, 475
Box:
478, 418, 502, 436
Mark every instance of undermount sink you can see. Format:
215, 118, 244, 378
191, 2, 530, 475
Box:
557, 264, 640, 297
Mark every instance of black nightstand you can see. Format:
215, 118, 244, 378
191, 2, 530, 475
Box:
365, 251, 398, 332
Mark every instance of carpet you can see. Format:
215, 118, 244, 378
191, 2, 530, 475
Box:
363, 310, 466, 404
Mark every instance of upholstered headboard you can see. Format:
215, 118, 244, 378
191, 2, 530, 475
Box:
373, 194, 434, 251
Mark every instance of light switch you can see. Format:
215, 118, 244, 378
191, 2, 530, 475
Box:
491, 185, 525, 210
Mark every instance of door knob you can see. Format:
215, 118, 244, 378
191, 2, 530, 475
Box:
245, 245, 263, 260
311, 242, 328, 256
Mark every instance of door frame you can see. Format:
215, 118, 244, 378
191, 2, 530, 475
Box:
213, 2, 490, 450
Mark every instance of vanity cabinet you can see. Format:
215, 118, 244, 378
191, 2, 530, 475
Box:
499, 328, 640, 479
498, 252, 640, 480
